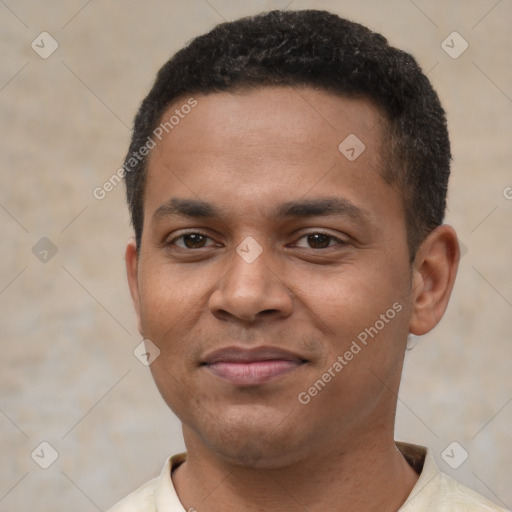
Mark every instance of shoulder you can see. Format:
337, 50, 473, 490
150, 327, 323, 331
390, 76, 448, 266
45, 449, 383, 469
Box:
397, 443, 509, 512
106, 477, 159, 512
106, 454, 186, 512
433, 471, 509, 512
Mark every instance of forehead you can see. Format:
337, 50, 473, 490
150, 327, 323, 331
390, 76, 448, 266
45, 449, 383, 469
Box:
153, 86, 383, 158
143, 86, 394, 222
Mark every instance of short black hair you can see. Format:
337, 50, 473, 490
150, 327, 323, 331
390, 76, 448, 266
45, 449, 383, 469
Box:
123, 9, 451, 259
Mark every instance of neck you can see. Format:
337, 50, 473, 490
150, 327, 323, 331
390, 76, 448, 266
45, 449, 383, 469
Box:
172, 430, 419, 512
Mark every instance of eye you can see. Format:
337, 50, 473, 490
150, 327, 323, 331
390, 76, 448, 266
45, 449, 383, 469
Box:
294, 232, 346, 249
170, 232, 216, 249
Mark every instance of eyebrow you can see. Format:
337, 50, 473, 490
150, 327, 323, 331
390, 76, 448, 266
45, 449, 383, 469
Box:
152, 197, 369, 223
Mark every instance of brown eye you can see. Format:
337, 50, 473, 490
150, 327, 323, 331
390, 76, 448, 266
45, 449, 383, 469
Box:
171, 232, 214, 249
307, 233, 332, 249
293, 232, 347, 250
183, 233, 207, 248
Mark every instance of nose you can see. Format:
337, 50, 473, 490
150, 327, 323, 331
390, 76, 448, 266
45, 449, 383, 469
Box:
208, 243, 293, 323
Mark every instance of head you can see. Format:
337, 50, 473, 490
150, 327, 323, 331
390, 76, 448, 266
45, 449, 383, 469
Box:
125, 10, 459, 468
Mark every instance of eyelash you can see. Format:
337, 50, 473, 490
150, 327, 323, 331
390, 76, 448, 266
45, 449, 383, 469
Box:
167, 230, 347, 250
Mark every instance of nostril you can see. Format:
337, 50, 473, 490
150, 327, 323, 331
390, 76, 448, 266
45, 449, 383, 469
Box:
258, 309, 280, 316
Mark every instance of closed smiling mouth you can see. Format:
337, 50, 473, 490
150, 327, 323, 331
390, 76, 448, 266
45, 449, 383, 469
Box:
201, 346, 308, 386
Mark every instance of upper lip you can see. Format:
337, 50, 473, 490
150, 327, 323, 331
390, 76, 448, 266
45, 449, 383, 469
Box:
202, 346, 306, 364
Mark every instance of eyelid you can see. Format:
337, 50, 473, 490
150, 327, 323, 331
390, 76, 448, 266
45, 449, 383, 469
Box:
291, 230, 349, 248
166, 229, 219, 248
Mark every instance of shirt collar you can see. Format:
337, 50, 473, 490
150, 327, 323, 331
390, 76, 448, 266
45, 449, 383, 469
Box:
154, 443, 435, 512
395, 442, 441, 510
155, 452, 187, 511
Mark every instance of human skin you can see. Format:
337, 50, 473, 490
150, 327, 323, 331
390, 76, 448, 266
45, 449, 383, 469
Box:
126, 86, 459, 511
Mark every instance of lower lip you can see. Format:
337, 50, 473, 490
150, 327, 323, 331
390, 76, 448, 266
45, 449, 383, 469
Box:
205, 360, 304, 386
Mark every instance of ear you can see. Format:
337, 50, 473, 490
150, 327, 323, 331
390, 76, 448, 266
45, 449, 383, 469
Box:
125, 237, 143, 336
409, 224, 460, 336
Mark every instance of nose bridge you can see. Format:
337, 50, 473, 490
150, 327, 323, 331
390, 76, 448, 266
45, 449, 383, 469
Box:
209, 238, 293, 321
229, 242, 271, 292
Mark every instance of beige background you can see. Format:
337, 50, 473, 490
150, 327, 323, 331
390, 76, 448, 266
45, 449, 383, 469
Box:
1, 0, 511, 510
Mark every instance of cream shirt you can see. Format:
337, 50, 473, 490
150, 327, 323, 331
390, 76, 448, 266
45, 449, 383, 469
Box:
107, 442, 509, 511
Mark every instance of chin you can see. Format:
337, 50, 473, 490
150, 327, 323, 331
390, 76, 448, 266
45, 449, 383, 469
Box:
187, 408, 312, 469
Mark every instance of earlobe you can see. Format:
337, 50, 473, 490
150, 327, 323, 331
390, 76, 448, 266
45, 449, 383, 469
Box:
409, 224, 460, 336
125, 238, 143, 336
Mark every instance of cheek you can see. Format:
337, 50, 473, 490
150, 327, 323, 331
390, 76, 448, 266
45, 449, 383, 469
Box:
299, 261, 411, 381
139, 259, 200, 314
303, 261, 406, 325
137, 262, 216, 370
137, 264, 195, 346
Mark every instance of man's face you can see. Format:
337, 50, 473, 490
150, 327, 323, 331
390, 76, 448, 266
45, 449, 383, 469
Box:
128, 86, 415, 467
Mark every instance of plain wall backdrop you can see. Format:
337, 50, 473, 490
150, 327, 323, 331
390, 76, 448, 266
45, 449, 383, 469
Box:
1, 0, 511, 510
